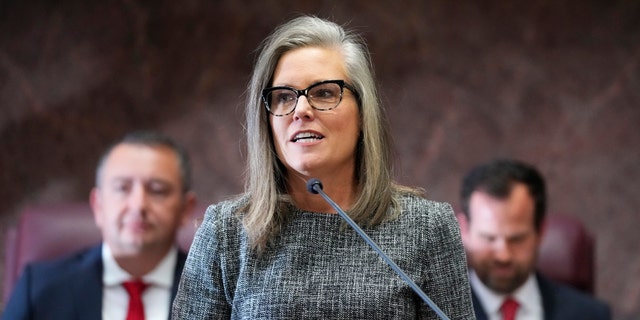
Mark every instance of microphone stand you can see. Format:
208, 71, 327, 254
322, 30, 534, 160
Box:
307, 179, 450, 320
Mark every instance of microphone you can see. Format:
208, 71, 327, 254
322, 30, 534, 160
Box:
306, 178, 450, 320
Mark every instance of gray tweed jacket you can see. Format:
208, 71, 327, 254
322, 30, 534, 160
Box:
172, 193, 475, 319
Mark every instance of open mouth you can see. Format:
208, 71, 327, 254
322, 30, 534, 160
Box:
291, 131, 324, 142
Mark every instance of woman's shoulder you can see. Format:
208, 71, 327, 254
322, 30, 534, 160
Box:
207, 193, 249, 213
391, 192, 459, 232
397, 192, 454, 215
393, 193, 462, 245
201, 193, 249, 227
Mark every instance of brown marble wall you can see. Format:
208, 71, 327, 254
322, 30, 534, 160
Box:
1, 0, 639, 318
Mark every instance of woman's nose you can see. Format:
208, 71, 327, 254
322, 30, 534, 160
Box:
293, 96, 314, 120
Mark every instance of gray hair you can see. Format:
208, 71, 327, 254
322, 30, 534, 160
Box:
242, 15, 418, 251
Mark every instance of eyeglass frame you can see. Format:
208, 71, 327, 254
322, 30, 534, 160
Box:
261, 79, 358, 117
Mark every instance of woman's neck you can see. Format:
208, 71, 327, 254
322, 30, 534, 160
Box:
286, 174, 357, 213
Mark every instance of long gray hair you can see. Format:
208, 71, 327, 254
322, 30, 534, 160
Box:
242, 15, 419, 251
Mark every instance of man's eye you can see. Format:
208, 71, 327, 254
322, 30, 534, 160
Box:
480, 235, 495, 243
148, 183, 171, 195
508, 235, 527, 245
113, 184, 131, 193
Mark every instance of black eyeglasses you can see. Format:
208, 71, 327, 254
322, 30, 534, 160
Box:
261, 80, 356, 117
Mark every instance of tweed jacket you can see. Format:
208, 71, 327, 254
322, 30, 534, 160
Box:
172, 193, 476, 319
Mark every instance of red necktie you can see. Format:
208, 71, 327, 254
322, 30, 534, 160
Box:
122, 279, 148, 320
501, 297, 519, 320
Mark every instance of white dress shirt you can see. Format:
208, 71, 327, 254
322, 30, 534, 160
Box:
101, 244, 178, 320
470, 270, 544, 320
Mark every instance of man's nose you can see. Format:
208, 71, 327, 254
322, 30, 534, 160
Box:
492, 239, 513, 261
127, 184, 148, 212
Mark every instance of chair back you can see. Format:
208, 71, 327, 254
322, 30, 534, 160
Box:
457, 213, 595, 294
2, 202, 206, 304
537, 214, 595, 293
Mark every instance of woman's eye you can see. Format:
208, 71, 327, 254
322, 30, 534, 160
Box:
277, 92, 296, 103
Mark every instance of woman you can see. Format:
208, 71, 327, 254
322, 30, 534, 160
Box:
172, 16, 475, 319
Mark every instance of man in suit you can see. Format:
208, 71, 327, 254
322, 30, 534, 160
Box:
457, 158, 611, 320
3, 131, 197, 320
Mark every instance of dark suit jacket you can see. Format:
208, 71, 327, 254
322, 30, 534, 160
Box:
2, 244, 187, 320
471, 273, 611, 320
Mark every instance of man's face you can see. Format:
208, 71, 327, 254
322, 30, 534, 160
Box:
91, 143, 193, 257
461, 183, 542, 294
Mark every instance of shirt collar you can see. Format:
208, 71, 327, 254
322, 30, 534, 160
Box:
470, 270, 543, 316
102, 243, 178, 289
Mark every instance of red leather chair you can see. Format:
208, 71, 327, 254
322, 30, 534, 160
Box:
2, 202, 207, 304
4, 205, 595, 304
457, 213, 595, 294
537, 214, 595, 294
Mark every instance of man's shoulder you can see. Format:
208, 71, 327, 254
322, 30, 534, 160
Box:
26, 244, 102, 279
537, 274, 611, 319
3, 245, 103, 319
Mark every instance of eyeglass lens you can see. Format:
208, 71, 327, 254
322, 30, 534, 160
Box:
266, 82, 342, 116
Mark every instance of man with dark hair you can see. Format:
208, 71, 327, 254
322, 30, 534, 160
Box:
458, 158, 610, 320
4, 131, 197, 320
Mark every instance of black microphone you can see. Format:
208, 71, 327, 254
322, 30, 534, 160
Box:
306, 178, 450, 320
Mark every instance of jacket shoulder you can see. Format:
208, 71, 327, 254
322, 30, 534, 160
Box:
538, 274, 611, 320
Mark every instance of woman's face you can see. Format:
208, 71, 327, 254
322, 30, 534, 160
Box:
268, 46, 361, 180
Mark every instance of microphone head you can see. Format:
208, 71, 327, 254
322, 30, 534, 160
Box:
306, 178, 323, 194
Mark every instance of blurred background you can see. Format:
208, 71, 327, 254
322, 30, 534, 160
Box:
1, 0, 638, 318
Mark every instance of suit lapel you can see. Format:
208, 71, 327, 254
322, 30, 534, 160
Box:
470, 286, 489, 320
537, 273, 557, 320
470, 273, 562, 320
71, 245, 104, 319
64, 246, 188, 320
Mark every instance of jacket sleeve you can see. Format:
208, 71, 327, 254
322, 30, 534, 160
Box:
418, 201, 476, 320
171, 204, 233, 319
2, 264, 34, 320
